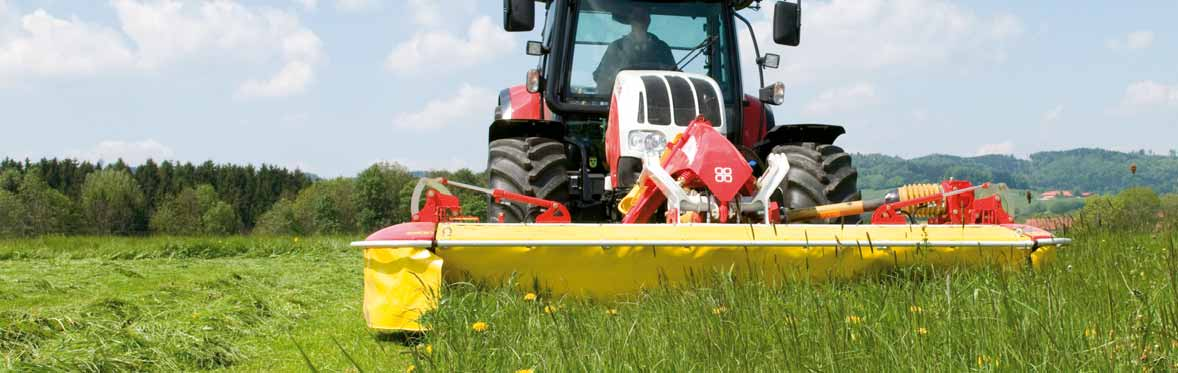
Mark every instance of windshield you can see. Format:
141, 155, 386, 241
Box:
565, 0, 734, 106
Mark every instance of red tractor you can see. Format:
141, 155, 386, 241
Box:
490, 0, 859, 223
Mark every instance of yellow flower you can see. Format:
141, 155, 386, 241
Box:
976, 355, 1000, 368
1084, 326, 1097, 338
915, 327, 928, 336
850, 332, 858, 341
471, 321, 489, 332
515, 370, 534, 373
406, 365, 416, 373
712, 306, 728, 315
846, 315, 863, 325
544, 305, 557, 314
293, 236, 300, 243
606, 308, 619, 316
416, 344, 433, 355
908, 305, 923, 314
523, 292, 537, 301
191, 312, 199, 319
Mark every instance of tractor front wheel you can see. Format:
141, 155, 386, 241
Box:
487, 137, 570, 223
771, 143, 861, 224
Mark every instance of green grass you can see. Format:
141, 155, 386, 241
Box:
4, 230, 1178, 371
0, 236, 413, 372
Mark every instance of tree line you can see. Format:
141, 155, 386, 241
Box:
0, 158, 487, 237
856, 148, 1178, 193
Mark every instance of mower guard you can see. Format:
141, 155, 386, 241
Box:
353, 222, 1068, 332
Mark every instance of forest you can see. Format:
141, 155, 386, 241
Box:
1, 147, 1175, 237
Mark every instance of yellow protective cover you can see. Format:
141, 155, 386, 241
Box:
362, 247, 442, 332
362, 223, 1062, 329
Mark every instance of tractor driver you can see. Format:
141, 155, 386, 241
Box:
593, 6, 676, 94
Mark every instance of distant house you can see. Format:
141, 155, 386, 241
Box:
1081, 192, 1095, 198
1039, 191, 1060, 201
1062, 191, 1074, 197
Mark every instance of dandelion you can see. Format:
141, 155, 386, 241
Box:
515, 369, 534, 373
191, 312, 199, 319
712, 306, 728, 315
846, 315, 863, 325
1084, 326, 1097, 338
524, 292, 537, 301
544, 305, 557, 314
915, 327, 928, 336
471, 321, 489, 332
294, 236, 300, 243
606, 308, 619, 316
908, 305, 923, 314
416, 344, 433, 355
406, 365, 416, 373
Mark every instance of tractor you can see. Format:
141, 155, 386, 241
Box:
489, 0, 860, 223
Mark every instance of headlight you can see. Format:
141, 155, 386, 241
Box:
628, 130, 667, 155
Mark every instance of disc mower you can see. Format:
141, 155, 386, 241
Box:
352, 0, 1070, 332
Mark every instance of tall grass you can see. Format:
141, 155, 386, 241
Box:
407, 230, 1178, 371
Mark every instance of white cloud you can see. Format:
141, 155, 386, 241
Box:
1118, 80, 1178, 111
1106, 30, 1154, 50
801, 82, 879, 115
407, 0, 476, 26
0, 1, 322, 98
976, 141, 1015, 156
391, 85, 495, 131
0, 9, 136, 79
296, 0, 318, 12
385, 16, 514, 75
69, 139, 175, 165
744, 0, 1023, 85
1042, 105, 1063, 122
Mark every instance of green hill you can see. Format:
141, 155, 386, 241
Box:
856, 148, 1178, 194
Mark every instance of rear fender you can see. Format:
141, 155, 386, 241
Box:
489, 119, 566, 142
755, 124, 846, 156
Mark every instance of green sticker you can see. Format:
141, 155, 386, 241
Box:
589, 157, 598, 168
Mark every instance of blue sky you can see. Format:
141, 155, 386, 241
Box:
1, 0, 1176, 177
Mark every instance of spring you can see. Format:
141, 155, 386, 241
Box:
896, 183, 945, 217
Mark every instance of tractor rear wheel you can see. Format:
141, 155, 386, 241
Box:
487, 137, 570, 223
771, 143, 861, 224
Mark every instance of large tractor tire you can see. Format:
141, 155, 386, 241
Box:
770, 143, 861, 224
487, 137, 570, 223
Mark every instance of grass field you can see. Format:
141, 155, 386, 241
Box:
3, 229, 1177, 371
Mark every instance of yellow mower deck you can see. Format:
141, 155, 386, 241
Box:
353, 223, 1068, 332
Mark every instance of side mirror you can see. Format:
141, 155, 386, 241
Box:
773, 1, 800, 46
503, 0, 534, 32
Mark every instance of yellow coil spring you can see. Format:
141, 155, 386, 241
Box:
896, 183, 945, 217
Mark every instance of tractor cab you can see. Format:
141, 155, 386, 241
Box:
491, 0, 855, 223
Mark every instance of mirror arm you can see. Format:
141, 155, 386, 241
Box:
734, 12, 765, 88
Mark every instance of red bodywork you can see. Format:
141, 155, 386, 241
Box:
740, 95, 771, 149
502, 84, 545, 120
606, 94, 622, 188
622, 117, 755, 224
871, 180, 1013, 225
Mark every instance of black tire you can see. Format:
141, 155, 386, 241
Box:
771, 143, 861, 224
487, 137, 570, 223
